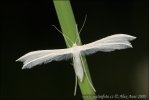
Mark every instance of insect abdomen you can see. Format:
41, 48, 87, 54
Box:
73, 52, 84, 82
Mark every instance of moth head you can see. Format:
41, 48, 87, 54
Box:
73, 43, 77, 47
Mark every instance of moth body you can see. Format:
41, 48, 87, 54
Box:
71, 43, 84, 82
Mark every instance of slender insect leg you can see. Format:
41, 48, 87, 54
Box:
74, 75, 78, 96
80, 55, 96, 92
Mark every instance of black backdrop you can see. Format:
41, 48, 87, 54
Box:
1, 0, 148, 99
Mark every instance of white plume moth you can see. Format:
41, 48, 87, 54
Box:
16, 16, 136, 95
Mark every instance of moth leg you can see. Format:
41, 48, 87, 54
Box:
74, 75, 78, 96
80, 55, 96, 92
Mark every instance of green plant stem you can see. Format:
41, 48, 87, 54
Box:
53, 0, 96, 100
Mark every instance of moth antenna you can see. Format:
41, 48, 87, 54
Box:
74, 24, 81, 44
79, 14, 87, 34
52, 25, 74, 47
75, 14, 87, 44
80, 55, 96, 92
52, 25, 63, 34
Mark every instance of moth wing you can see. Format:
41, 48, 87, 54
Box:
16, 48, 72, 69
16, 50, 57, 63
80, 34, 136, 55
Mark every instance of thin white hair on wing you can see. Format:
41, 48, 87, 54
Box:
16, 49, 70, 66
90, 34, 136, 45
22, 53, 72, 69
82, 42, 132, 55
16, 50, 56, 62
80, 34, 136, 55
19, 48, 72, 69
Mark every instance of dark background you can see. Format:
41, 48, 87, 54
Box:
1, 0, 148, 99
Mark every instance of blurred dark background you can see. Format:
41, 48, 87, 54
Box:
1, 0, 148, 99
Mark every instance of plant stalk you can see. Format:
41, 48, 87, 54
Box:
53, 0, 96, 100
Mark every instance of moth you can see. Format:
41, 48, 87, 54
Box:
16, 17, 136, 95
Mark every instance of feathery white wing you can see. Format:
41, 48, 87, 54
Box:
16, 48, 72, 69
80, 34, 136, 55
16, 50, 56, 63
16, 34, 136, 69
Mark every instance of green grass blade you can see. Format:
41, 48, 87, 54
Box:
53, 0, 96, 100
